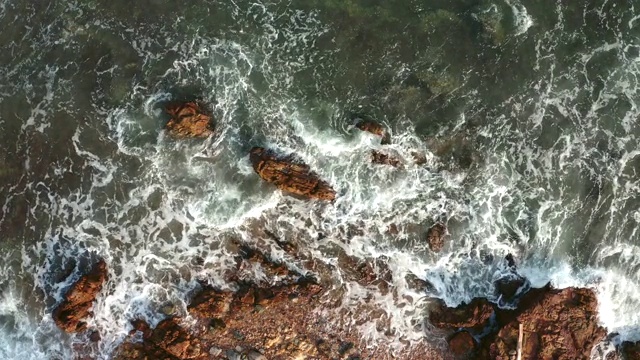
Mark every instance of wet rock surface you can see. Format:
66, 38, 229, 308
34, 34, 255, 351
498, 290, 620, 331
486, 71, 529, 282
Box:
165, 101, 214, 138
426, 223, 447, 252
249, 147, 336, 201
429, 297, 493, 331
371, 150, 403, 168
354, 118, 390, 144
431, 284, 612, 360
52, 260, 108, 333
114, 245, 452, 360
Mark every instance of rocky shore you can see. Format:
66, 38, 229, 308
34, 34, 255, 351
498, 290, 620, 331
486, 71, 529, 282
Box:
47, 103, 640, 359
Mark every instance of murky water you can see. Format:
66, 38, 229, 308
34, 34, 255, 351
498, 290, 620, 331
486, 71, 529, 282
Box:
1, 0, 640, 358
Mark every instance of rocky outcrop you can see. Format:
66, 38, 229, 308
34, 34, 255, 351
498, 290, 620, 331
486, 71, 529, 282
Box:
165, 101, 214, 138
249, 147, 336, 201
114, 243, 452, 360
52, 260, 108, 333
488, 287, 606, 360
427, 223, 447, 252
431, 285, 609, 360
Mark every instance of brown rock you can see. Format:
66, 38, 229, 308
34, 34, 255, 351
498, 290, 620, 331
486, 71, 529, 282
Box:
52, 260, 108, 333
355, 119, 390, 144
371, 150, 403, 168
427, 223, 447, 252
429, 298, 493, 330
165, 101, 213, 138
249, 147, 336, 201
487, 287, 607, 360
448, 331, 476, 357
411, 151, 428, 165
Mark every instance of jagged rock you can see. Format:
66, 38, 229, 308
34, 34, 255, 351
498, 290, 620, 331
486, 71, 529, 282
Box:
495, 275, 526, 302
52, 260, 108, 333
433, 284, 610, 360
354, 119, 390, 144
249, 147, 336, 201
487, 287, 607, 360
405, 273, 434, 293
427, 223, 447, 252
165, 101, 214, 138
371, 150, 402, 168
448, 331, 476, 357
429, 297, 493, 331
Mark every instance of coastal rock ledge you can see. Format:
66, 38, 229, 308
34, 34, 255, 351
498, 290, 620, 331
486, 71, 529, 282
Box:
52, 259, 108, 333
430, 284, 626, 360
249, 147, 336, 201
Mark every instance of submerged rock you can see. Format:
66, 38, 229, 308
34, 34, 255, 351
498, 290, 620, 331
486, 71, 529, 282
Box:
371, 150, 403, 168
164, 101, 214, 138
52, 260, 108, 333
249, 147, 336, 201
426, 223, 447, 252
405, 273, 434, 293
354, 118, 391, 144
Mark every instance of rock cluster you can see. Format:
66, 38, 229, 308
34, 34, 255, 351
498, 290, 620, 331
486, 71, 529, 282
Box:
113, 244, 449, 360
430, 284, 609, 360
52, 260, 108, 333
249, 147, 336, 201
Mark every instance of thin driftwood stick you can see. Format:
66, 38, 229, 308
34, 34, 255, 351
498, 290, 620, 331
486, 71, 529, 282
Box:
517, 323, 524, 360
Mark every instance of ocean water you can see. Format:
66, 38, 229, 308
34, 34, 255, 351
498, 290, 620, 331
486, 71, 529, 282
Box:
1, 0, 640, 358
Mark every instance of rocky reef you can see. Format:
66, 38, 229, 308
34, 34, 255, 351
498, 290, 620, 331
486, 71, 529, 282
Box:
113, 246, 449, 360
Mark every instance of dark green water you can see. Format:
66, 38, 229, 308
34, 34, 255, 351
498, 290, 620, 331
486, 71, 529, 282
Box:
1, 0, 640, 358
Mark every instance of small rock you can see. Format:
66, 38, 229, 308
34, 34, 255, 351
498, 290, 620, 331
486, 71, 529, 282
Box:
411, 151, 427, 165
426, 223, 447, 252
233, 329, 246, 341
164, 101, 214, 138
160, 304, 176, 315
89, 330, 101, 342
209, 347, 223, 356
354, 118, 390, 144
